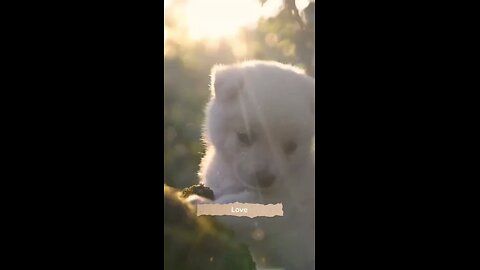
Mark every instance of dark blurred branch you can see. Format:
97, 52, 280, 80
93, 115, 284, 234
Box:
284, 0, 305, 30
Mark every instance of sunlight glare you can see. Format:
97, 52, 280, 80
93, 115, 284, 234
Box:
165, 0, 312, 42
185, 0, 263, 40
295, 0, 311, 11
186, 0, 283, 41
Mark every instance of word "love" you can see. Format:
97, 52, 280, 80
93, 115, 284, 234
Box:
231, 207, 248, 213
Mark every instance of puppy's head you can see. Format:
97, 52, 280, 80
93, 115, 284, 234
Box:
204, 61, 315, 191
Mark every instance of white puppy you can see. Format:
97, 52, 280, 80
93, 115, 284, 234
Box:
198, 60, 315, 270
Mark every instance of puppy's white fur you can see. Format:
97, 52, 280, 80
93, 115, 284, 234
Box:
198, 60, 315, 270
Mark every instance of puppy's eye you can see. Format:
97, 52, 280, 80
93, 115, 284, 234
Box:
237, 132, 253, 146
284, 141, 297, 155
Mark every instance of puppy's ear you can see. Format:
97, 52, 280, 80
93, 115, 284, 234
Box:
210, 64, 244, 101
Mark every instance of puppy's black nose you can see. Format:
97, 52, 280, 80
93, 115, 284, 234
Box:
255, 170, 275, 188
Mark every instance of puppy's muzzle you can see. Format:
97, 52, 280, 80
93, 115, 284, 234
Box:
255, 170, 276, 188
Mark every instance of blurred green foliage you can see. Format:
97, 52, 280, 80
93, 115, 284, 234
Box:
164, 185, 256, 270
164, 0, 315, 189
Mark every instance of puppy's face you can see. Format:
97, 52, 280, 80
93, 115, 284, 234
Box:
204, 61, 315, 191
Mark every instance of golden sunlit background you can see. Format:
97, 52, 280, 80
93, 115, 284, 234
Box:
164, 0, 315, 189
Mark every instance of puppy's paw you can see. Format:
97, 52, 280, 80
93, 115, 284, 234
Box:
185, 194, 213, 205
214, 190, 257, 204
